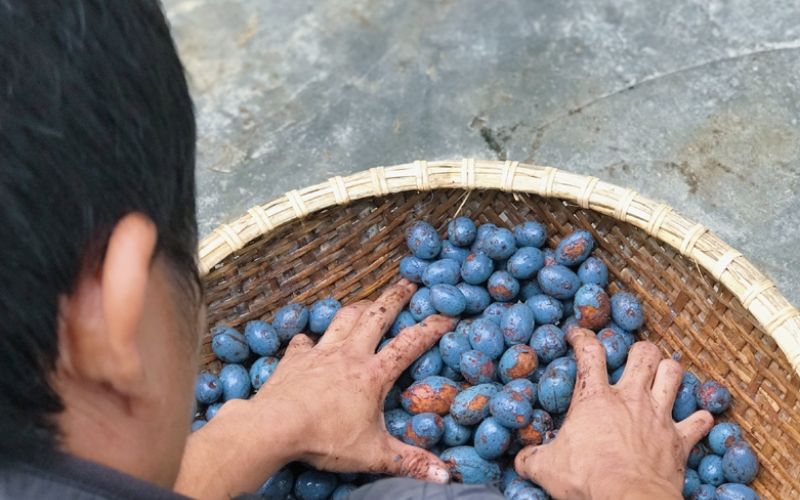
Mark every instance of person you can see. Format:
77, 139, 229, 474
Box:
0, 2, 713, 499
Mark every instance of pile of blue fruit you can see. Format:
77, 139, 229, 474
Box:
193, 216, 760, 500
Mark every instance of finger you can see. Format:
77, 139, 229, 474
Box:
348, 280, 417, 352
617, 341, 662, 391
566, 327, 607, 391
650, 358, 683, 416
283, 333, 315, 359
676, 410, 714, 452
514, 444, 551, 485
317, 301, 371, 346
376, 315, 455, 381
378, 438, 450, 483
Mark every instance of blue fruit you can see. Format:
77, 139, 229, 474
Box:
513, 221, 547, 248
609, 364, 625, 384
716, 483, 758, 500
259, 467, 294, 499
577, 256, 609, 287
389, 310, 416, 337
501, 303, 535, 346
243, 320, 280, 357
461, 251, 494, 284
331, 484, 357, 500
683, 469, 701, 497
191, 419, 206, 432
483, 227, 517, 260
472, 224, 498, 254
498, 345, 538, 384
442, 414, 472, 446
450, 383, 499, 425
483, 302, 513, 325
691, 484, 718, 500
409, 287, 437, 321
403, 412, 444, 449
411, 347, 444, 381
440, 240, 471, 264
469, 319, 506, 359
543, 248, 556, 266
401, 376, 461, 415
688, 442, 707, 469
195, 372, 222, 404
384, 409, 412, 439
430, 283, 467, 316
474, 417, 512, 459
219, 364, 250, 400
507, 247, 545, 280
529, 325, 567, 364
294, 470, 338, 500
529, 365, 547, 383
506, 484, 549, 499
537, 264, 581, 299
211, 327, 250, 363
205, 402, 223, 420
526, 294, 564, 325
673, 372, 700, 421
560, 315, 579, 334
698, 454, 726, 486
457, 283, 492, 315
440, 330, 473, 370
399, 255, 432, 283
555, 230, 594, 266
722, 442, 758, 484
384, 385, 401, 410
696, 380, 732, 414
441, 365, 464, 381
489, 390, 533, 429
448, 217, 478, 247
709, 423, 742, 455
503, 379, 537, 404
605, 322, 635, 348
406, 221, 442, 259
547, 356, 577, 380
537, 367, 575, 414
460, 349, 497, 384
519, 280, 543, 300
597, 328, 629, 370
308, 298, 341, 334
249, 356, 279, 389
273, 303, 310, 342
573, 283, 611, 330
440, 446, 502, 484
422, 258, 461, 287
487, 271, 520, 302
455, 318, 475, 336
610, 292, 644, 331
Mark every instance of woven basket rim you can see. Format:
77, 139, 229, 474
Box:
198, 158, 800, 377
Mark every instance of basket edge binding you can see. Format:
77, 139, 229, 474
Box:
197, 158, 800, 377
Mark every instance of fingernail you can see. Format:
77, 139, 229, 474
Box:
427, 464, 450, 484
397, 278, 416, 290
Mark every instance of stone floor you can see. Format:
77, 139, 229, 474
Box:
164, 0, 799, 307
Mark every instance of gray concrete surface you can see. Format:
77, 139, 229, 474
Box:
164, 0, 799, 307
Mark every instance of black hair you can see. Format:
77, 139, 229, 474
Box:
0, 0, 197, 457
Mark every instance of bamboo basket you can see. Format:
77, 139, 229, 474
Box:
199, 159, 800, 498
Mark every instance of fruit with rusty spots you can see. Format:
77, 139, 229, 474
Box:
439, 330, 472, 371
502, 379, 537, 405
460, 251, 494, 285
573, 283, 611, 330
273, 303, 310, 343
410, 347, 444, 381
422, 258, 461, 287
400, 375, 461, 415
519, 280, 542, 301
428, 284, 466, 317
384, 408, 412, 439
308, 298, 341, 334
243, 320, 281, 357
537, 264, 581, 300
195, 372, 222, 404
529, 324, 567, 364
406, 220, 442, 259
482, 302, 513, 326
696, 380, 732, 414
489, 390, 533, 429
555, 230, 594, 266
459, 349, 497, 384
517, 408, 554, 446
468, 319, 506, 359
456, 283, 492, 315
472, 223, 498, 254
692, 484, 719, 500
709, 423, 742, 455
506, 247, 545, 280
442, 414, 472, 446
450, 383, 499, 425
440, 240, 471, 264
389, 310, 416, 337
513, 221, 547, 248
399, 255, 431, 283
294, 470, 338, 500
525, 294, 563, 325
537, 366, 574, 414
211, 326, 250, 363
409, 287, 436, 321
487, 271, 520, 302
483, 227, 517, 260
605, 321, 635, 348
403, 412, 444, 449
683, 469, 701, 497
547, 356, 577, 380
698, 454, 726, 486
448, 216, 477, 247
716, 483, 759, 500
474, 417, 512, 460
498, 345, 538, 384
249, 356, 279, 389
500, 303, 535, 346
610, 291, 645, 331
543, 248, 556, 266
673, 371, 700, 421
722, 442, 758, 484
577, 256, 609, 287
440, 446, 502, 484
597, 327, 630, 370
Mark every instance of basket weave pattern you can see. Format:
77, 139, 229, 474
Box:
201, 161, 800, 498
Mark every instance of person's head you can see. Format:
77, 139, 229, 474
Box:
0, 0, 200, 485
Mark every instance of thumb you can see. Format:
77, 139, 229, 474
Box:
380, 438, 451, 484
514, 443, 551, 485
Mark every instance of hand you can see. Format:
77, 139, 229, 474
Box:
514, 328, 714, 500
175, 280, 454, 499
